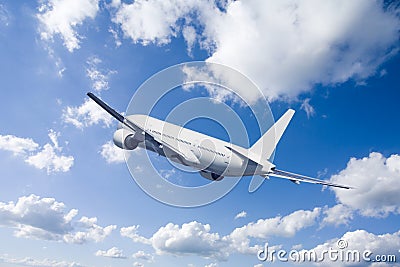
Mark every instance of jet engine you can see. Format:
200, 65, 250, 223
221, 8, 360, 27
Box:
199, 170, 224, 181
113, 128, 142, 150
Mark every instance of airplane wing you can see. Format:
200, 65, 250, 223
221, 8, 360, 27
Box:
265, 168, 353, 189
87, 92, 199, 165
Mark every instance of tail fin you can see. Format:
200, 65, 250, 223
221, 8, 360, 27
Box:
249, 109, 295, 160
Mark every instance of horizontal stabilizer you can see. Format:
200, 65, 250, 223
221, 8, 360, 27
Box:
266, 169, 353, 189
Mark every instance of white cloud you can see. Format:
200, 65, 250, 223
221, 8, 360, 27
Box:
112, 0, 218, 46
228, 207, 321, 254
0, 135, 39, 156
0, 194, 115, 244
62, 98, 114, 129
0, 130, 74, 174
300, 98, 316, 118
132, 250, 154, 262
37, 0, 99, 52
95, 247, 126, 259
204, 263, 218, 267
234, 211, 247, 220
112, 0, 400, 101
25, 144, 74, 174
63, 216, 116, 244
330, 152, 400, 217
133, 262, 144, 267
299, 229, 400, 266
321, 204, 353, 227
0, 4, 11, 27
120, 225, 151, 245
151, 221, 228, 260
124, 208, 320, 260
100, 141, 125, 164
62, 56, 116, 129
86, 56, 117, 92
0, 254, 85, 267
205, 0, 400, 101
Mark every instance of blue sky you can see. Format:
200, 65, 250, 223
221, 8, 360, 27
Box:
0, 0, 400, 266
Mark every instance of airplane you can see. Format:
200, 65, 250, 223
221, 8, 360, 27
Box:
87, 92, 351, 189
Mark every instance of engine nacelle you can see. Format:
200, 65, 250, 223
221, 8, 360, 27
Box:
113, 128, 139, 150
199, 170, 224, 181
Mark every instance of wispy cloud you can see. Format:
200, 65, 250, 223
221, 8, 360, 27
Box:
0, 254, 85, 267
300, 98, 316, 118
133, 250, 154, 262
120, 225, 151, 245
86, 56, 117, 92
234, 211, 247, 220
62, 56, 117, 129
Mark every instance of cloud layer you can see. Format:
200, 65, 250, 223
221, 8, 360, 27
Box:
109, 0, 400, 101
122, 208, 321, 260
0, 194, 116, 244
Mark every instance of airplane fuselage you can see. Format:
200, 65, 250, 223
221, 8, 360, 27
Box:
114, 114, 268, 178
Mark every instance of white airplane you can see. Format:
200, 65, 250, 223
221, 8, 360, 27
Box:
88, 92, 351, 189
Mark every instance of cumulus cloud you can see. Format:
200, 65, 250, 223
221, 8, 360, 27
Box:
122, 208, 320, 260
100, 141, 125, 164
95, 247, 126, 259
0, 194, 115, 244
321, 204, 353, 227
152, 221, 228, 260
228, 207, 321, 254
112, 0, 400, 101
0, 130, 73, 174
234, 211, 247, 220
37, 0, 99, 52
298, 229, 400, 266
112, 0, 220, 46
206, 0, 400, 101
63, 216, 116, 244
330, 152, 400, 218
0, 254, 85, 267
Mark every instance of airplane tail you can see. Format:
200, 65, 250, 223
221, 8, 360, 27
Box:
249, 109, 295, 160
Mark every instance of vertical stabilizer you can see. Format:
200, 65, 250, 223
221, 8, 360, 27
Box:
249, 109, 295, 160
